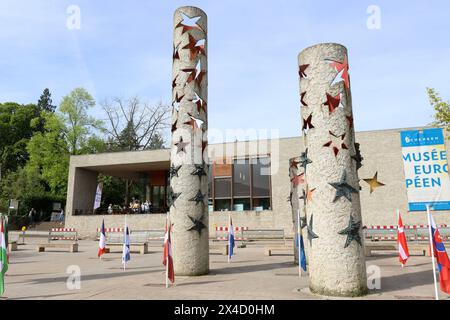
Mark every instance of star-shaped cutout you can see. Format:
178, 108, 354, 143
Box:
307, 214, 319, 245
327, 54, 350, 89
173, 42, 181, 61
299, 64, 309, 79
351, 143, 364, 171
299, 148, 312, 173
363, 171, 385, 194
329, 171, 358, 203
291, 173, 305, 187
338, 214, 362, 248
300, 92, 308, 107
170, 164, 182, 178
192, 91, 207, 114
175, 12, 204, 34
302, 114, 314, 133
184, 113, 204, 131
191, 164, 207, 180
323, 131, 348, 157
181, 60, 205, 87
324, 93, 344, 114
172, 75, 178, 89
175, 136, 189, 154
172, 92, 184, 112
182, 34, 206, 61
187, 214, 207, 236
189, 190, 205, 205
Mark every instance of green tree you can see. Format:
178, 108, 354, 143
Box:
26, 112, 70, 197
38, 88, 56, 113
59, 88, 103, 155
427, 87, 450, 132
0, 102, 41, 178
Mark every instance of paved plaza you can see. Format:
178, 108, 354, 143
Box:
1, 239, 448, 300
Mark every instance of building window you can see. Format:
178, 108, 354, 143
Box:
210, 155, 271, 211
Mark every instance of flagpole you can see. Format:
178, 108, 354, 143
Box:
426, 205, 439, 300
123, 215, 127, 271
297, 208, 302, 277
166, 211, 170, 288
228, 214, 231, 264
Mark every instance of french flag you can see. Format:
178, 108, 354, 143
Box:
228, 215, 235, 261
98, 219, 106, 258
430, 213, 450, 294
397, 211, 410, 266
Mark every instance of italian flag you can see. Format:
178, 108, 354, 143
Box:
0, 217, 8, 295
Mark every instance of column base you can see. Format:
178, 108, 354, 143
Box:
309, 284, 368, 298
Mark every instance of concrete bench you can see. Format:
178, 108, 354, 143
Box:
244, 229, 286, 244
37, 242, 78, 253
210, 243, 229, 255
8, 241, 18, 252
264, 244, 293, 256
104, 242, 149, 254
364, 243, 431, 257
37, 228, 78, 253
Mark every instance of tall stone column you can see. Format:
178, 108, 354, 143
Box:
298, 43, 367, 296
170, 6, 209, 276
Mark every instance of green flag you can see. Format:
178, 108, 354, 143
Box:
0, 217, 8, 295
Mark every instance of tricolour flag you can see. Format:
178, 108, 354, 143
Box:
163, 217, 174, 284
228, 215, 235, 261
0, 217, 8, 295
397, 211, 410, 266
122, 226, 130, 267
430, 213, 450, 294
98, 219, 106, 258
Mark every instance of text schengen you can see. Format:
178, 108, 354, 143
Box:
403, 149, 448, 188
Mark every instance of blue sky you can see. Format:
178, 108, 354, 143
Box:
1, 0, 449, 141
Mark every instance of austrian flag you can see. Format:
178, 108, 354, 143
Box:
397, 211, 410, 266
163, 218, 174, 284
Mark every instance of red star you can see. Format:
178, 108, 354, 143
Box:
346, 115, 354, 129
173, 42, 180, 60
323, 131, 348, 157
327, 55, 350, 89
307, 186, 316, 202
299, 64, 309, 78
172, 76, 178, 89
300, 92, 308, 107
302, 114, 314, 132
324, 93, 342, 114
291, 173, 305, 187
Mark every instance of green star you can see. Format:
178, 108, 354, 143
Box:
329, 171, 358, 202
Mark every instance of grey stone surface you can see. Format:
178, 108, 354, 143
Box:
170, 6, 209, 276
298, 43, 367, 297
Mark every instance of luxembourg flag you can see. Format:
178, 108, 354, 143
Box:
397, 210, 410, 266
98, 219, 106, 258
228, 215, 235, 263
429, 212, 450, 294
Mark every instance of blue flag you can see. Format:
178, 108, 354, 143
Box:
297, 233, 307, 272
228, 217, 235, 259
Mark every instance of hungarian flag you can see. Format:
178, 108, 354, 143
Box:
430, 213, 450, 294
163, 219, 174, 284
98, 219, 106, 258
397, 211, 410, 266
0, 217, 8, 295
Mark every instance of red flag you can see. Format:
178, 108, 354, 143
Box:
163, 220, 174, 284
397, 211, 410, 266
